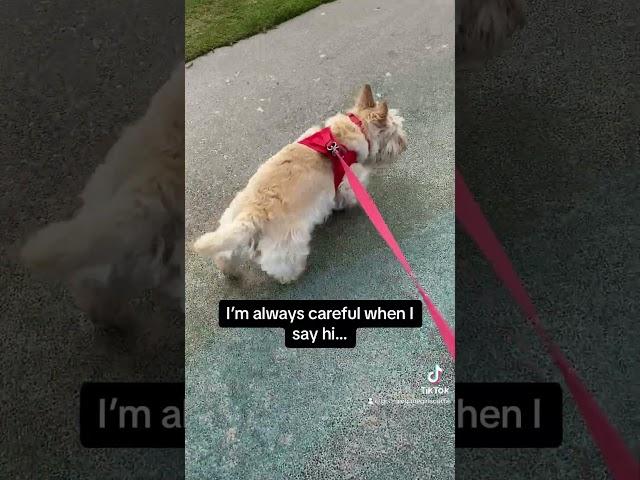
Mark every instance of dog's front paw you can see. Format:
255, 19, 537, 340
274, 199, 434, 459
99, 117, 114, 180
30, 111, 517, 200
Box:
274, 273, 301, 285
262, 262, 306, 285
333, 202, 347, 212
334, 191, 358, 211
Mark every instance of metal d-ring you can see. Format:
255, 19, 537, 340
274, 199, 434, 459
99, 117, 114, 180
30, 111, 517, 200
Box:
326, 141, 340, 156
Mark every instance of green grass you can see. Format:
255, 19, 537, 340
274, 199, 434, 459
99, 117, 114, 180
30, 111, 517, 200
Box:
186, 0, 336, 61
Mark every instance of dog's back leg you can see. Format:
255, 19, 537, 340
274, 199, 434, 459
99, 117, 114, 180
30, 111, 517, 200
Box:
213, 250, 243, 279
257, 225, 310, 284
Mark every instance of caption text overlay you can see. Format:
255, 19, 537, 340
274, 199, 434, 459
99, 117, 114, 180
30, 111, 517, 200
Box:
219, 300, 422, 348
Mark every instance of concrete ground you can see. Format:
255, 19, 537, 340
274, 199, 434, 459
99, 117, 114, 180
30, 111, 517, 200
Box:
455, 0, 640, 478
1, 2, 184, 479
185, 0, 454, 478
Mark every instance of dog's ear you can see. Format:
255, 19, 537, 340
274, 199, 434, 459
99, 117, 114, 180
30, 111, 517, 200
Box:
370, 101, 388, 124
356, 84, 375, 109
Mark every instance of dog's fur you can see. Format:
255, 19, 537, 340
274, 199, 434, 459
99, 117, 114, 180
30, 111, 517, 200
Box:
193, 84, 407, 284
21, 65, 185, 328
456, 0, 526, 66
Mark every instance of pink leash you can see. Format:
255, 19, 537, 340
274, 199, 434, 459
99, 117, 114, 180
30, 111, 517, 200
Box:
337, 142, 638, 477
456, 168, 639, 480
336, 153, 456, 360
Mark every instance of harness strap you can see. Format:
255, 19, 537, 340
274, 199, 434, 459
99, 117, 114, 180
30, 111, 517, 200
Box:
297, 114, 368, 190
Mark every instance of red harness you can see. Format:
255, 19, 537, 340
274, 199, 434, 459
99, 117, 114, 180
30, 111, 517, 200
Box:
298, 113, 368, 190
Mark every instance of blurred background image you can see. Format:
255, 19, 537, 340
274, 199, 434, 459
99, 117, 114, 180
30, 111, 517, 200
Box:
1, 2, 184, 478
456, 0, 639, 477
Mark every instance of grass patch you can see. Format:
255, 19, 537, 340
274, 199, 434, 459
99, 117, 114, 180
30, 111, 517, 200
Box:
186, 0, 335, 61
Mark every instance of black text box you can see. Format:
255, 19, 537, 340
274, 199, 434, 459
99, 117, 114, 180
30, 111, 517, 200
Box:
455, 383, 562, 448
219, 300, 422, 348
80, 383, 184, 448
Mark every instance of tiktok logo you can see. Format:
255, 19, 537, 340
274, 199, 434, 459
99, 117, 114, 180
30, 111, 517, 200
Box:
427, 364, 443, 384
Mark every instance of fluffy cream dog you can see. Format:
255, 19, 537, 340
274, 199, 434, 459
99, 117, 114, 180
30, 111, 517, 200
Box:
193, 84, 407, 284
21, 65, 185, 329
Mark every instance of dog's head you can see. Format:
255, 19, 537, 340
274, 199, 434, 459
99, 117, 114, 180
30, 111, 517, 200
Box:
351, 84, 407, 165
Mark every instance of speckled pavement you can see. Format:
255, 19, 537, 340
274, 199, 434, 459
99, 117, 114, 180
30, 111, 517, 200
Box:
185, 0, 455, 478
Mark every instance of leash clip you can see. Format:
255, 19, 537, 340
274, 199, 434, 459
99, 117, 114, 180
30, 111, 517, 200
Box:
326, 141, 340, 156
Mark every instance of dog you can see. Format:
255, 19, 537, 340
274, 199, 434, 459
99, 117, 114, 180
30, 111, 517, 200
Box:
193, 84, 407, 284
20, 64, 185, 331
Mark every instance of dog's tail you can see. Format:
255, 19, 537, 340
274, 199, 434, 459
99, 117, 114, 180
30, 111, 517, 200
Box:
22, 218, 108, 277
192, 216, 258, 257
21, 201, 160, 278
